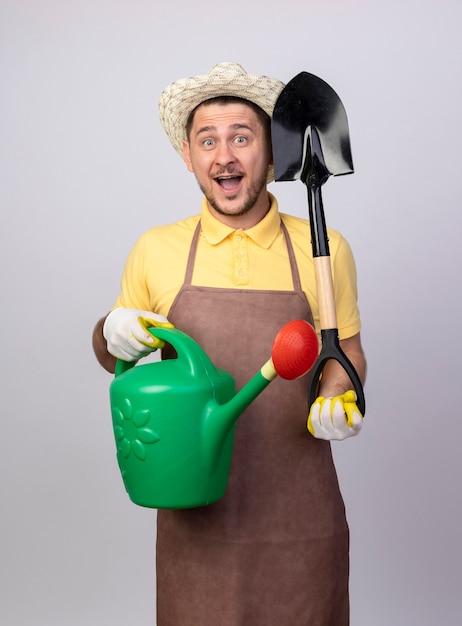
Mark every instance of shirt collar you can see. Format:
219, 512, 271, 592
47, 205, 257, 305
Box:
200, 193, 281, 249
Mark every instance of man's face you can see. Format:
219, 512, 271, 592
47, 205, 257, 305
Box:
182, 101, 272, 228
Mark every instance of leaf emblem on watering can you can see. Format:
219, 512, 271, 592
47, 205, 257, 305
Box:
112, 397, 160, 461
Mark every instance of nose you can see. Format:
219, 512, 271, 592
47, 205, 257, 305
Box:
215, 141, 236, 167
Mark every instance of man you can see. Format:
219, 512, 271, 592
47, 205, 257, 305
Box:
93, 62, 366, 625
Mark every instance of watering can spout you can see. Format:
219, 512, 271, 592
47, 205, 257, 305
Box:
202, 360, 278, 470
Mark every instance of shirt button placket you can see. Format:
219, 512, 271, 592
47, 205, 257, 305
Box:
234, 232, 248, 285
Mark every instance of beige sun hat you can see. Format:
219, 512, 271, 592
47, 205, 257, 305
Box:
158, 62, 285, 183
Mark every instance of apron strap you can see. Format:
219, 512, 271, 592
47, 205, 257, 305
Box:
280, 219, 303, 292
183, 221, 202, 285
183, 218, 303, 292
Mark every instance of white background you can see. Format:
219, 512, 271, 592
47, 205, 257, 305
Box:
1, 1, 461, 624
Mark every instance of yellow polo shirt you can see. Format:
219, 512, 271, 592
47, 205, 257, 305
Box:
114, 193, 361, 341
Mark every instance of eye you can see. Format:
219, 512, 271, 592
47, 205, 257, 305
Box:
234, 135, 247, 145
202, 138, 215, 148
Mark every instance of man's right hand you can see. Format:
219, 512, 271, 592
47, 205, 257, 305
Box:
103, 307, 174, 362
307, 391, 363, 441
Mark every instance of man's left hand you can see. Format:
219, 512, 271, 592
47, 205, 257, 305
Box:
307, 390, 363, 441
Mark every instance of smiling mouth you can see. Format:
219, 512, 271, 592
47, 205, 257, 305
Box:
216, 176, 243, 191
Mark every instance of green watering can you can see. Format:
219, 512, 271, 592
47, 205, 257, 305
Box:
109, 321, 318, 509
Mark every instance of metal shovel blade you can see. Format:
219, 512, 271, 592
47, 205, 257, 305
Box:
272, 71, 354, 183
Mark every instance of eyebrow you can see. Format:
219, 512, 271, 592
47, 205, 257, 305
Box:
195, 123, 255, 136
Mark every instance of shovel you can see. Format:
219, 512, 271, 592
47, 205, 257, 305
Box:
271, 71, 365, 415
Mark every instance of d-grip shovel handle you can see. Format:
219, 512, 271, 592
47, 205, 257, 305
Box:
308, 329, 365, 415
114, 326, 219, 379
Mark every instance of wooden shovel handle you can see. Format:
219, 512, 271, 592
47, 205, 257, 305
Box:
313, 257, 338, 329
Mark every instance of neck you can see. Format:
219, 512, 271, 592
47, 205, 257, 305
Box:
206, 192, 271, 230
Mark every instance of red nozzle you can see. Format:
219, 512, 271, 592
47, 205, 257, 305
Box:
271, 320, 319, 380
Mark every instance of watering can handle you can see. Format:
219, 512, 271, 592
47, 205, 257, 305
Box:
114, 327, 219, 379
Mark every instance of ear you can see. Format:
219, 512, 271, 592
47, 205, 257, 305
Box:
182, 140, 194, 172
